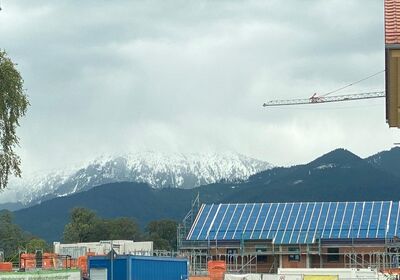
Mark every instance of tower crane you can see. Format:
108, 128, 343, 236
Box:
263, 91, 385, 107
263, 70, 385, 107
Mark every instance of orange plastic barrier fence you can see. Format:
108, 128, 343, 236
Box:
63, 258, 77, 269
189, 277, 210, 280
0, 262, 12, 272
384, 268, 400, 275
77, 255, 88, 274
20, 253, 36, 269
42, 253, 57, 269
208, 261, 226, 280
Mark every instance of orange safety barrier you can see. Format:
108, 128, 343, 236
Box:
0, 262, 12, 272
77, 255, 88, 274
189, 277, 210, 280
62, 257, 77, 269
383, 268, 400, 275
42, 253, 57, 269
20, 253, 36, 269
208, 260, 226, 280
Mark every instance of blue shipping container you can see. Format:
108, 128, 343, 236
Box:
88, 255, 188, 280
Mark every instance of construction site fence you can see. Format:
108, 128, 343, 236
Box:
17, 253, 88, 273
2, 251, 185, 274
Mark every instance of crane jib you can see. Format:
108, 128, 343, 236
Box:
263, 91, 385, 107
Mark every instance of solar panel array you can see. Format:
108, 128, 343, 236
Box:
186, 201, 400, 244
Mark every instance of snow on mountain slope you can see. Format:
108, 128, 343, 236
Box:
0, 152, 272, 207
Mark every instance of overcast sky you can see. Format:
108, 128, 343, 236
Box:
1, 0, 399, 175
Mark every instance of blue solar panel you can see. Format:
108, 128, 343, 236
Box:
216, 204, 235, 239
197, 204, 218, 240
280, 203, 300, 244
378, 201, 388, 238
259, 203, 278, 239
305, 203, 321, 243
339, 202, 353, 238
252, 204, 270, 239
233, 204, 253, 239
349, 202, 362, 238
188, 204, 211, 240
274, 203, 293, 244
242, 204, 261, 239
314, 202, 328, 240
187, 201, 400, 244
225, 204, 244, 240
296, 203, 311, 243
368, 202, 379, 238
321, 202, 336, 239
289, 203, 307, 243
388, 202, 398, 237
359, 202, 372, 238
208, 204, 228, 239
330, 202, 343, 239
266, 203, 285, 240
227, 205, 242, 239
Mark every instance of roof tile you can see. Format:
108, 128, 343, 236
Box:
385, 0, 400, 44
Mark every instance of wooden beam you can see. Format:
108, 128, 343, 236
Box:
386, 49, 400, 128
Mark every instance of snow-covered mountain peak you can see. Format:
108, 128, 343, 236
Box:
0, 151, 272, 207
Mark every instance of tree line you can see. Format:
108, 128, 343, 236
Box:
63, 208, 178, 251
0, 208, 178, 262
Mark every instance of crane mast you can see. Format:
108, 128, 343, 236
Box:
263, 91, 385, 107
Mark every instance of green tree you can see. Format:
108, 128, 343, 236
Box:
90, 219, 111, 241
108, 217, 141, 241
0, 210, 26, 259
0, 50, 29, 189
25, 238, 50, 253
63, 208, 143, 243
146, 219, 178, 251
63, 208, 98, 242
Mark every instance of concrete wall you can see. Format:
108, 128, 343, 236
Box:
0, 270, 81, 280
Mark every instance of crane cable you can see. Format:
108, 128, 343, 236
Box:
321, 70, 385, 97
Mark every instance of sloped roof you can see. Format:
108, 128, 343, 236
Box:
385, 0, 400, 44
187, 201, 400, 244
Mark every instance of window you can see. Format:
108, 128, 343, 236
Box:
256, 248, 268, 262
288, 247, 300, 262
327, 248, 339, 262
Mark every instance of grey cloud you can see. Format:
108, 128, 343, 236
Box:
0, 0, 397, 174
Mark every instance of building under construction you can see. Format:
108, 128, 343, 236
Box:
178, 201, 400, 275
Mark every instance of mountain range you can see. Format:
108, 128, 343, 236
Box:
0, 151, 271, 209
9, 147, 400, 242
